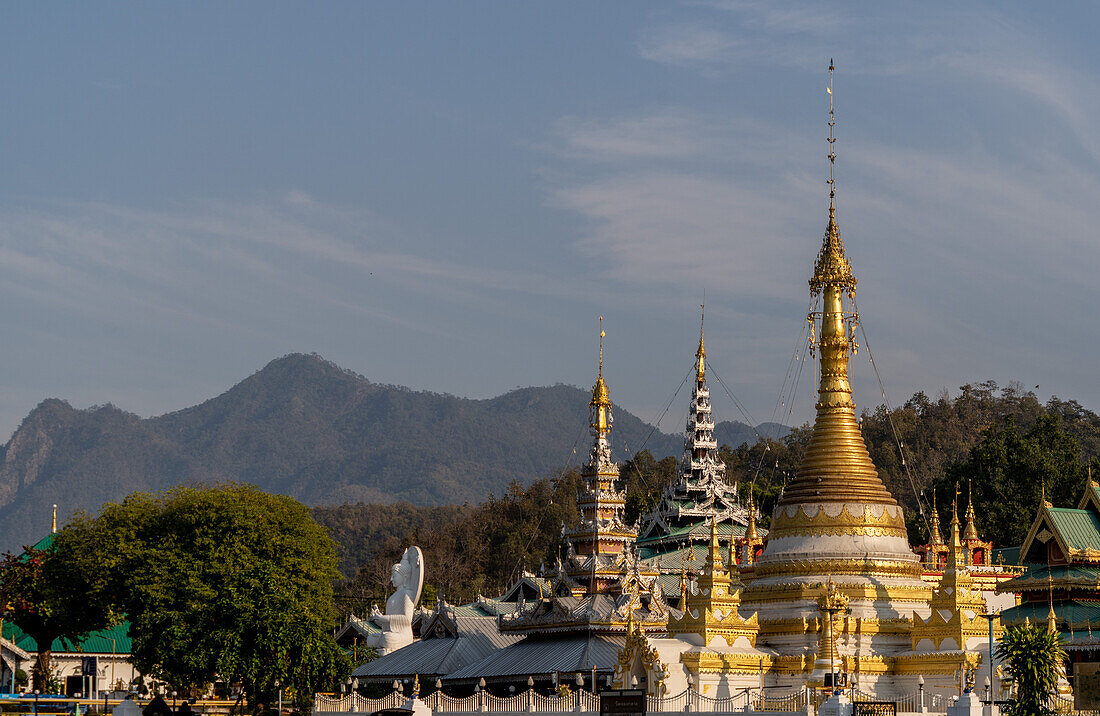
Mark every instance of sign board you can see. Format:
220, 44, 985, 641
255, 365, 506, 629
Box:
81, 657, 97, 677
600, 689, 646, 716
853, 704, 896, 716
1076, 662, 1100, 711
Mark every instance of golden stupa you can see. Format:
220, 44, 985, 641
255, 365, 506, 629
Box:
619, 64, 1006, 705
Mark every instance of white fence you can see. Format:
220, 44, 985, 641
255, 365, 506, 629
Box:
313, 687, 964, 715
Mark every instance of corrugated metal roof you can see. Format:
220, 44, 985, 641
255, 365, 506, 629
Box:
444, 634, 625, 683
1047, 508, 1100, 551
639, 544, 729, 571
354, 616, 521, 681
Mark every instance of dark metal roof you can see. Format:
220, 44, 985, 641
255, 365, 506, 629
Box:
353, 616, 520, 681
444, 634, 625, 683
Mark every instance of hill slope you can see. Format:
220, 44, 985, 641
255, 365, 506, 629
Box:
0, 353, 779, 553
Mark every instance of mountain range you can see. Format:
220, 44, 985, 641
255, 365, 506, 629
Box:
0, 353, 784, 554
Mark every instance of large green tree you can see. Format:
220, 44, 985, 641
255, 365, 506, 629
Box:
0, 536, 116, 692
64, 484, 348, 707
995, 623, 1067, 716
937, 413, 1092, 548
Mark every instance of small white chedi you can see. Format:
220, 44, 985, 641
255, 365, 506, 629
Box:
367, 546, 425, 655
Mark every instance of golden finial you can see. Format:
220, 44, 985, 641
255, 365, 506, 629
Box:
51, 504, 57, 534
679, 559, 688, 606
412, 674, 420, 697
598, 316, 605, 379
1048, 573, 1057, 635
810, 59, 855, 296
827, 58, 836, 212
590, 317, 612, 415
696, 304, 706, 381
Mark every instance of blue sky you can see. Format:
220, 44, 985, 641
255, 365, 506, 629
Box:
0, 2, 1098, 441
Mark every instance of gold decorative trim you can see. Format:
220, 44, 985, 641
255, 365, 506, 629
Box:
752, 557, 923, 581
742, 581, 931, 604
768, 503, 907, 538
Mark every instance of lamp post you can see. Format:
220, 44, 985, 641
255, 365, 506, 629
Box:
979, 610, 999, 704
917, 675, 924, 711
275, 680, 281, 715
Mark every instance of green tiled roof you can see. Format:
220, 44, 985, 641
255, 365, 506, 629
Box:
1047, 508, 1100, 551
1001, 599, 1100, 628
639, 544, 730, 571
3, 620, 131, 654
993, 546, 1021, 566
637, 519, 742, 546
997, 563, 1100, 593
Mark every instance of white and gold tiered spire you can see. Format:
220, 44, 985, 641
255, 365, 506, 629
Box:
637, 306, 755, 562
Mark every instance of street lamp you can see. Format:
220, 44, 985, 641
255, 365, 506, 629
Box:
275, 680, 282, 715
979, 610, 999, 703
917, 675, 924, 710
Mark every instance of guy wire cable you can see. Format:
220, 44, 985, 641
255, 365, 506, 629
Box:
621, 363, 695, 494
851, 294, 931, 537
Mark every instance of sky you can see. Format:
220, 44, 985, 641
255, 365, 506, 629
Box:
0, 2, 1098, 442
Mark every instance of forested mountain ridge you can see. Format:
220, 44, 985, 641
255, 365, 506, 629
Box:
0, 353, 775, 553
319, 381, 1100, 609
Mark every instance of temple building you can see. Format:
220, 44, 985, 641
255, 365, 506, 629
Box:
997, 476, 1100, 687
439, 325, 668, 689
637, 315, 762, 604
912, 485, 1019, 608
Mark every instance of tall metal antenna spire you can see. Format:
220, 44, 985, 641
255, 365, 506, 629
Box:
598, 316, 604, 379
827, 58, 836, 212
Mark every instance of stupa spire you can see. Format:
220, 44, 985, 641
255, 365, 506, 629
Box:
776, 59, 892, 508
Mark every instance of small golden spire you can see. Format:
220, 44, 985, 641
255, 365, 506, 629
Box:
745, 492, 759, 540
964, 480, 979, 541
948, 482, 965, 565
51, 504, 57, 534
929, 491, 943, 546
706, 516, 724, 576
696, 304, 706, 381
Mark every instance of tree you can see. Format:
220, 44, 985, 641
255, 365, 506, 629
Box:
0, 535, 115, 692
995, 623, 1067, 716
939, 413, 1090, 548
65, 484, 349, 707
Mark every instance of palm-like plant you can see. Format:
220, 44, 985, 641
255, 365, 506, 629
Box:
995, 623, 1067, 716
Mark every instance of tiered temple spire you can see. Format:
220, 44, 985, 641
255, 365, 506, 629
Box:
562, 318, 638, 594
638, 308, 755, 563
